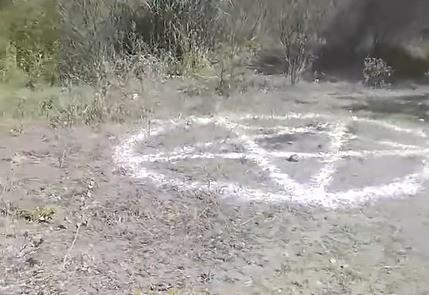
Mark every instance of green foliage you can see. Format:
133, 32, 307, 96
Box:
58, 0, 225, 82
0, 0, 59, 85
0, 0, 326, 88
0, 0, 338, 122
38, 90, 104, 127
17, 206, 56, 223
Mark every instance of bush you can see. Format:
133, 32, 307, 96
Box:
1, 0, 334, 87
362, 57, 393, 88
278, 0, 326, 84
58, 0, 227, 83
0, 0, 228, 85
0, 0, 58, 85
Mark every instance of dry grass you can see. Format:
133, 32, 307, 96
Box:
278, 0, 327, 84
0, 0, 336, 123
16, 207, 56, 223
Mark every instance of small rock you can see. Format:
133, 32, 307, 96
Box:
26, 257, 39, 267
9, 128, 23, 137
287, 154, 299, 162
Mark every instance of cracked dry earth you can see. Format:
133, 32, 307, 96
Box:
2, 82, 429, 294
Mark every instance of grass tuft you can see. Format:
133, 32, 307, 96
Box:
16, 206, 56, 223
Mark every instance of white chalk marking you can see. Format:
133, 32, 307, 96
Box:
114, 112, 429, 209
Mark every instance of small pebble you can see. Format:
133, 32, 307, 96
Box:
287, 154, 299, 162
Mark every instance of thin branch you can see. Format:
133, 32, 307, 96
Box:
62, 222, 81, 269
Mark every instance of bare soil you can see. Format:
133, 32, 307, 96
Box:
2, 79, 429, 294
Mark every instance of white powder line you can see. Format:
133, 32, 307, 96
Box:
352, 116, 427, 137
113, 112, 429, 209
138, 148, 429, 164
242, 126, 329, 136
235, 112, 426, 137
375, 140, 425, 150
310, 123, 349, 190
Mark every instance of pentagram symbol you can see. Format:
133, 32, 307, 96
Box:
114, 112, 429, 208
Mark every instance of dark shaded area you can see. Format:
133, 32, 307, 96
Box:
251, 48, 286, 75
256, 132, 330, 153
373, 44, 429, 80
314, 0, 429, 81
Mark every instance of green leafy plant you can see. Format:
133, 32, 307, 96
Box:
0, 0, 59, 85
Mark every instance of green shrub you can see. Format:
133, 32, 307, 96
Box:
0, 0, 59, 85
1, 0, 332, 87
58, 0, 227, 82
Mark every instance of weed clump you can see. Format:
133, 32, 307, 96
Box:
362, 57, 393, 88
279, 0, 326, 84
17, 206, 56, 223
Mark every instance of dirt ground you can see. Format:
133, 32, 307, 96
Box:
2, 78, 429, 295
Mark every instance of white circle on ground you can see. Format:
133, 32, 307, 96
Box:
113, 112, 429, 209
